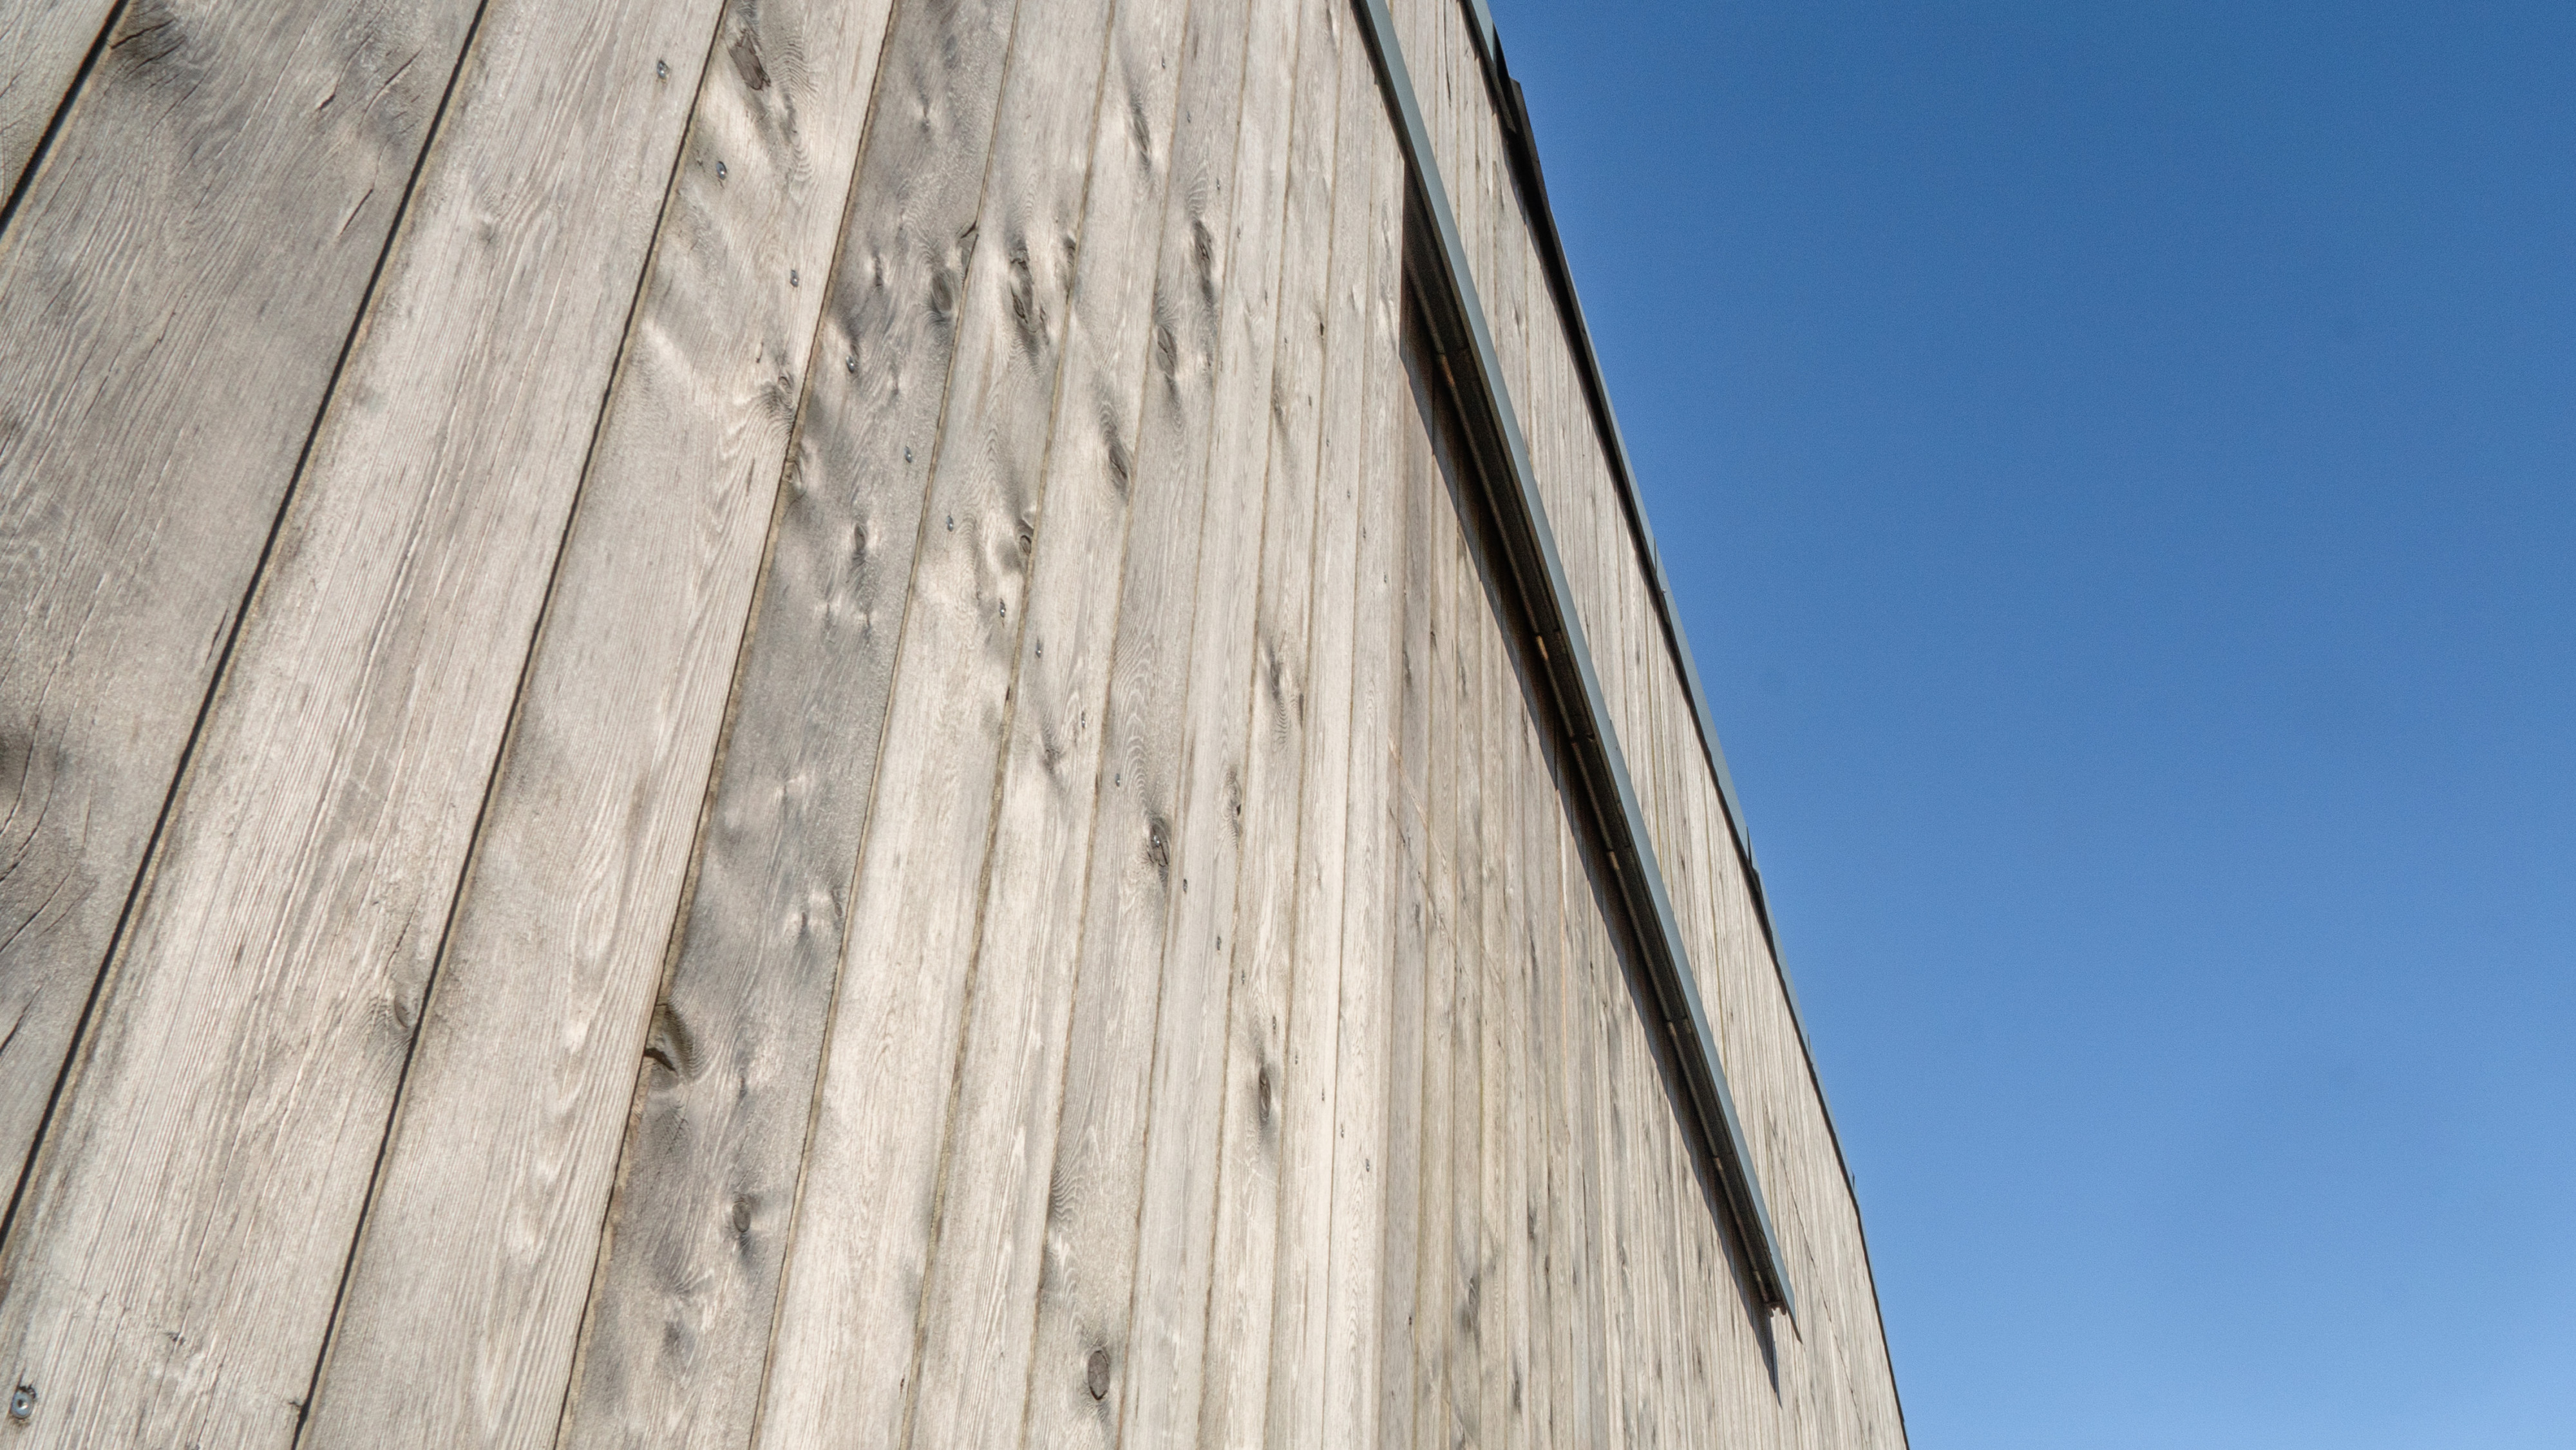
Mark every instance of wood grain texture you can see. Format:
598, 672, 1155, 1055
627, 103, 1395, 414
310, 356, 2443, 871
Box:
1316, 100, 1403, 1450
1410, 330, 1455, 1450
553, 0, 1014, 1439
893, 0, 1195, 1442
1111, 0, 1304, 1434
1011, 0, 1253, 1438
1196, 0, 1343, 1438
1374, 291, 1435, 1450
0, 0, 732, 1431
745, 0, 1118, 1440
296, 0, 900, 1440
1261, 23, 1377, 1447
0, 0, 480, 1225
0, 0, 112, 202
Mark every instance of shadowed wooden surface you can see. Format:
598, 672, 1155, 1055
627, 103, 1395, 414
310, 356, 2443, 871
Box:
0, 0, 1902, 1442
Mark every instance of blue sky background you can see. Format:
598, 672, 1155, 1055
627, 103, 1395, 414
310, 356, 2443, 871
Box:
1486, 1, 2576, 1444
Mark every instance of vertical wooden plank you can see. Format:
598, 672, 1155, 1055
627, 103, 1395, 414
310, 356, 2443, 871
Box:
0, 0, 113, 199
1479, 559, 1524, 1450
1191, 0, 1347, 1438
1376, 297, 1435, 1450
1471, 558, 1515, 1450
1318, 103, 1404, 1450
1009, 0, 1254, 1436
298, 0, 897, 1438
553, 0, 1016, 1438
1518, 696, 1563, 1450
0, 0, 740, 1431
1259, 12, 1369, 1442
1445, 448, 1488, 1450
1412, 365, 1458, 1450
1110, 0, 1304, 1435
0, 0, 482, 1203
893, 0, 1195, 1441
744, 0, 1121, 1440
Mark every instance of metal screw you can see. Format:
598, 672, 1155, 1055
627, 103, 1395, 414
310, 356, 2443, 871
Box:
715, 160, 728, 180
845, 354, 857, 373
945, 515, 954, 531
655, 59, 668, 79
905, 446, 913, 463
790, 269, 799, 287
10, 1385, 33, 1420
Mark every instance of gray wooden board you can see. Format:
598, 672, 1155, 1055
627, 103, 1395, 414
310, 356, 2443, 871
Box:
747, 0, 1117, 1438
1010, 0, 1253, 1436
296, 0, 898, 1439
1260, 12, 1368, 1443
0, 0, 480, 1230
1375, 289, 1434, 1450
554, 0, 1013, 1439
1197, 0, 1342, 1436
893, 0, 1196, 1441
1112, 0, 1303, 1433
1412, 334, 1456, 1450
0, 0, 735, 1431
1441, 412, 1482, 1450
0, 0, 112, 202
1317, 101, 1402, 1450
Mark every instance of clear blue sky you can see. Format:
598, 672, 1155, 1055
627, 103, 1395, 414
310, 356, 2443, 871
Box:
1487, 1, 2576, 1444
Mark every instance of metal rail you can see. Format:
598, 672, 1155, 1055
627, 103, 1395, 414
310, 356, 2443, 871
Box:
1350, 0, 1795, 1315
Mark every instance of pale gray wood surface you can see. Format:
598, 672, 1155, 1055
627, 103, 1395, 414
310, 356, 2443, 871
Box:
296, 0, 897, 1439
1261, 21, 1376, 1445
0, 0, 734, 1431
1316, 100, 1403, 1450
1413, 356, 1457, 1450
0, 0, 480, 1231
1012, 0, 1254, 1438
1190, 0, 1340, 1432
0, 0, 112, 201
748, 0, 1118, 1438
548, 0, 1014, 1438
895, 0, 1197, 1443
1197, 0, 1343, 1436
1110, 0, 1300, 1424
1374, 294, 1434, 1450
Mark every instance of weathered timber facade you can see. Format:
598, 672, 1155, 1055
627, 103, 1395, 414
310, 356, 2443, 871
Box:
0, 0, 1904, 1442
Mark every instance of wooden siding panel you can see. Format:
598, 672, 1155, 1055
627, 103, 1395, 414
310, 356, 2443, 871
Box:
894, 0, 1195, 1442
0, 0, 737, 1432
1317, 100, 1404, 1450
0, 0, 111, 200
748, 0, 1120, 1439
553, 0, 1014, 1437
1260, 17, 1370, 1445
1008, 0, 1251, 1436
301, 0, 899, 1436
1197, 0, 1345, 1435
0, 0, 482, 1208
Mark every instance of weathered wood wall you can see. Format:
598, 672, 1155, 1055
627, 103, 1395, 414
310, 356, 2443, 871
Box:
0, 0, 1903, 1442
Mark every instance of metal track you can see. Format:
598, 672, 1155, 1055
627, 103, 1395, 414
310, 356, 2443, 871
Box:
1350, 0, 1795, 1315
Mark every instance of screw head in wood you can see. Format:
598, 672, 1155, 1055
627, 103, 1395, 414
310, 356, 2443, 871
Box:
656, 59, 668, 79
846, 354, 857, 372
790, 269, 799, 287
9, 1385, 32, 1420
716, 160, 728, 180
